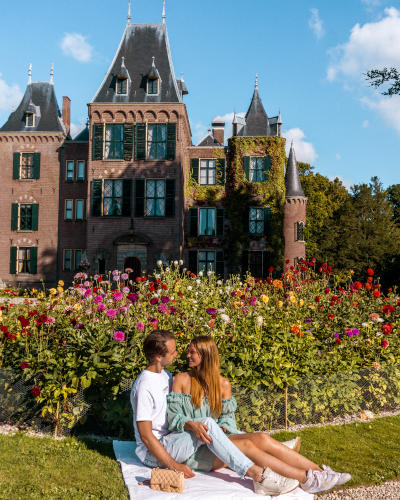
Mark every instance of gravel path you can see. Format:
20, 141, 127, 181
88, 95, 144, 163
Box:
318, 481, 400, 499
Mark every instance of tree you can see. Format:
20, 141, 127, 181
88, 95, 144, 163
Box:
365, 68, 400, 96
387, 183, 400, 224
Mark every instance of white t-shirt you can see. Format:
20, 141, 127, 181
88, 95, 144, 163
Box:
130, 369, 173, 462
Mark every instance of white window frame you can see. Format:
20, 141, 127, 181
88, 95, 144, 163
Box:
147, 78, 159, 96
250, 157, 264, 183
65, 200, 73, 220
75, 200, 84, 221
20, 152, 35, 179
199, 159, 217, 186
66, 161, 74, 182
76, 160, 85, 181
16, 246, 32, 275
145, 178, 166, 217
18, 203, 33, 231
63, 249, 72, 271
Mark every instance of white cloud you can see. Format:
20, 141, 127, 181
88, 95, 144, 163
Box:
70, 118, 87, 139
221, 111, 246, 143
335, 154, 341, 160
309, 8, 326, 40
362, 120, 369, 128
360, 94, 400, 135
282, 128, 318, 164
190, 120, 208, 145
0, 74, 23, 112
327, 7, 400, 82
329, 175, 353, 191
361, 0, 380, 5
60, 33, 93, 63
190, 111, 246, 145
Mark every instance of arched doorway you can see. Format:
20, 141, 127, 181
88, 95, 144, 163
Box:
124, 257, 141, 283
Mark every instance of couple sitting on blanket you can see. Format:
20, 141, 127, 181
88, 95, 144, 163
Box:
131, 330, 351, 496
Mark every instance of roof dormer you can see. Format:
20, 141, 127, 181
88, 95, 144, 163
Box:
147, 56, 160, 95
116, 57, 130, 95
25, 99, 40, 127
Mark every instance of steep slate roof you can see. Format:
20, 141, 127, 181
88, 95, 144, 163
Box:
0, 82, 65, 133
196, 132, 223, 147
285, 142, 305, 197
237, 87, 271, 137
92, 23, 183, 104
74, 124, 89, 142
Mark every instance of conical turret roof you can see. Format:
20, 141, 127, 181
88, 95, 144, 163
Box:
285, 141, 305, 197
237, 82, 270, 137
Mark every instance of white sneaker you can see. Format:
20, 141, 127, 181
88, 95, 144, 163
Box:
253, 467, 299, 496
282, 437, 301, 453
300, 469, 338, 494
322, 465, 352, 487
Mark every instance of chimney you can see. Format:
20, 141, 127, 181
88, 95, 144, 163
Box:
62, 96, 71, 136
211, 116, 225, 145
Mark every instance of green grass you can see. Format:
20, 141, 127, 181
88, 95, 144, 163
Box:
0, 416, 400, 499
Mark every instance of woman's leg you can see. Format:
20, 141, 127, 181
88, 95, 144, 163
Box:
211, 438, 307, 483
229, 433, 322, 472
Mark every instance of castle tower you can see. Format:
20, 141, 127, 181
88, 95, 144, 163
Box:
284, 141, 307, 267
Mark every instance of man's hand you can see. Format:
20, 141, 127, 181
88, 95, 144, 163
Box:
185, 421, 212, 444
174, 463, 196, 479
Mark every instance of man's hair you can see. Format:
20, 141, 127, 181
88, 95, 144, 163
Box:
143, 330, 175, 362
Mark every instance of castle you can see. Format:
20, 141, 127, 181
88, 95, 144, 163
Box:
0, 3, 307, 286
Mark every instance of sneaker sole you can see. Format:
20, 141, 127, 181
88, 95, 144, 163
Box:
269, 483, 299, 497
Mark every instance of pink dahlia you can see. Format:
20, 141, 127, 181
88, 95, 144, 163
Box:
113, 331, 125, 342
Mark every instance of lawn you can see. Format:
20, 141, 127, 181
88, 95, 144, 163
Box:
0, 415, 399, 499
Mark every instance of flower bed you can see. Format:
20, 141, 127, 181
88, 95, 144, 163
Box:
0, 261, 399, 433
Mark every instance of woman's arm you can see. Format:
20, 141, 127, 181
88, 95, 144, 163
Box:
218, 377, 239, 435
172, 372, 187, 394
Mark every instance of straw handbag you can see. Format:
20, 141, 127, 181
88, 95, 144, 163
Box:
139, 468, 185, 493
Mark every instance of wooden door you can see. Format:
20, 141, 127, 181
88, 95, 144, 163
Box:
124, 257, 141, 283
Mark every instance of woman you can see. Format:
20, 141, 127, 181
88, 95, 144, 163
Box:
167, 336, 351, 495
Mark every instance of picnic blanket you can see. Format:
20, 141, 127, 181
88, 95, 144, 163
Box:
113, 441, 314, 500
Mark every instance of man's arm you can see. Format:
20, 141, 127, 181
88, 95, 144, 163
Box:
137, 421, 195, 478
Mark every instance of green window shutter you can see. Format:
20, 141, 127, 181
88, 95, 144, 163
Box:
122, 179, 132, 216
243, 207, 250, 233
91, 179, 103, 216
10, 247, 17, 274
243, 156, 250, 181
165, 179, 175, 217
33, 153, 41, 179
264, 208, 271, 236
216, 158, 226, 186
11, 204, 19, 231
32, 204, 39, 231
189, 208, 198, 237
136, 123, 146, 160
191, 159, 199, 183
242, 250, 249, 277
13, 153, 20, 179
123, 123, 134, 161
30, 247, 38, 274
188, 251, 198, 274
135, 179, 145, 216
93, 123, 104, 160
166, 123, 177, 160
263, 251, 271, 280
263, 156, 271, 182
216, 208, 225, 237
216, 251, 224, 278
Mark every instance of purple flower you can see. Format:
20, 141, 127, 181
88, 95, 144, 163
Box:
306, 318, 312, 325
306, 330, 311, 334
84, 281, 90, 287
112, 270, 119, 276
97, 304, 106, 312
318, 350, 321, 356
346, 330, 354, 337
85, 289, 92, 297
149, 318, 158, 325
113, 276, 120, 281
129, 293, 139, 302
283, 293, 288, 299
122, 287, 130, 294
94, 275, 100, 280
334, 333, 340, 338
161, 296, 170, 304
136, 322, 145, 331
121, 273, 129, 280
112, 292, 123, 301
106, 309, 117, 318
113, 331, 125, 342
352, 328, 360, 336
158, 304, 168, 314
250, 297, 257, 305
206, 308, 217, 315
150, 298, 159, 305
169, 306, 177, 314
76, 323, 84, 329
231, 292, 236, 297
94, 296, 103, 304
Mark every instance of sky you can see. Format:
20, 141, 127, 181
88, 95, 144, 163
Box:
1, 0, 400, 190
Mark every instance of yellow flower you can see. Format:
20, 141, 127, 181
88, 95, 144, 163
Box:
288, 291, 295, 297
290, 295, 296, 304
74, 303, 82, 311
261, 295, 269, 304
51, 299, 58, 306
233, 301, 242, 309
37, 292, 44, 299
57, 287, 64, 294
58, 280, 64, 287
278, 300, 283, 307
299, 299, 304, 307
273, 280, 283, 289
16, 332, 20, 338
308, 304, 315, 310
49, 288, 57, 295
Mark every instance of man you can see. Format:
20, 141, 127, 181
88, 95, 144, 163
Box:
130, 331, 339, 496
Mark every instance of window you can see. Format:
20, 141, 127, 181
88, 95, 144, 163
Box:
65, 200, 73, 220
66, 161, 74, 181
200, 160, 216, 185
19, 204, 33, 230
250, 157, 264, 182
76, 200, 84, 220
64, 250, 71, 271
104, 180, 123, 216
199, 208, 216, 236
232, 123, 237, 136
116, 78, 127, 95
297, 222, 305, 242
250, 208, 263, 235
147, 79, 158, 95
105, 124, 124, 159
75, 250, 82, 270
199, 251, 215, 273
77, 161, 85, 181
98, 259, 106, 274
26, 113, 34, 127
18, 247, 31, 274
146, 180, 166, 217
147, 124, 167, 160
21, 153, 34, 179
249, 251, 263, 279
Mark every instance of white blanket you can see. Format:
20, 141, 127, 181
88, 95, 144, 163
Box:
113, 441, 314, 500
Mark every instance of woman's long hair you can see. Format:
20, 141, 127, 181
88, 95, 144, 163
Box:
190, 336, 222, 417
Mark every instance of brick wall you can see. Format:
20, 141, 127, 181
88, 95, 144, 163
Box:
283, 197, 307, 267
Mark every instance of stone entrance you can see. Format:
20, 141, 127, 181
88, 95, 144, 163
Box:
114, 234, 151, 276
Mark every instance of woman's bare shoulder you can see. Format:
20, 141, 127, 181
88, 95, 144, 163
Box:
220, 376, 232, 399
172, 372, 192, 393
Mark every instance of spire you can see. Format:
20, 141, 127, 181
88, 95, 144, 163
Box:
28, 63, 32, 85
122, 57, 125, 67
181, 72, 184, 81
127, 0, 131, 24
285, 141, 305, 197
277, 108, 282, 125
50, 63, 54, 85
162, 0, 166, 23
255, 74, 258, 90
